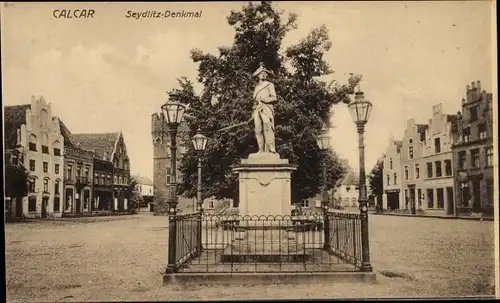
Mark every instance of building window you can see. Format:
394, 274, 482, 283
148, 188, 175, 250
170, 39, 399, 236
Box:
427, 189, 434, 209
435, 161, 442, 177
458, 151, 467, 170
28, 196, 37, 212
43, 162, 48, 173
94, 173, 99, 184
471, 149, 480, 168
29, 142, 37, 151
114, 176, 118, 184
390, 158, 393, 169
300, 199, 310, 208
108, 175, 112, 185
66, 166, 73, 180
77, 167, 81, 178
470, 106, 478, 122
415, 164, 420, 179
55, 164, 60, 174
166, 168, 172, 185
28, 179, 36, 193
486, 147, 493, 166
42, 145, 49, 154
462, 127, 470, 143
404, 166, 409, 180
436, 188, 444, 208
54, 148, 61, 156
29, 160, 36, 171
55, 180, 60, 194
84, 168, 89, 181
43, 179, 49, 192
393, 173, 397, 185
207, 200, 215, 209
386, 175, 390, 185
426, 162, 433, 178
54, 197, 60, 212
351, 197, 357, 206
434, 138, 441, 153
445, 160, 452, 176
478, 124, 487, 140
119, 177, 123, 184
408, 146, 414, 159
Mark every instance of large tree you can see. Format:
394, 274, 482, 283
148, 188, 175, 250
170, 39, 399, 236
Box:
369, 155, 384, 207
171, 1, 360, 203
5, 161, 29, 218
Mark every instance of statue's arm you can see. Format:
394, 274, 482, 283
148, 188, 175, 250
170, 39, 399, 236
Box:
262, 83, 278, 104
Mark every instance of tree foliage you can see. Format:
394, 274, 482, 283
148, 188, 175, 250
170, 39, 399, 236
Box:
369, 155, 384, 201
5, 162, 29, 199
171, 1, 361, 203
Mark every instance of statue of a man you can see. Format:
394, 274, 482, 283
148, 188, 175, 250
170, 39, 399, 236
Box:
252, 63, 278, 153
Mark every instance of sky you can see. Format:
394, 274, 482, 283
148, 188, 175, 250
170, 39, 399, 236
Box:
1, 1, 495, 180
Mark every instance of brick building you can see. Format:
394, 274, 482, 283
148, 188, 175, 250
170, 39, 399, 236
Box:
151, 112, 191, 213
58, 119, 94, 215
382, 135, 404, 210
421, 104, 459, 216
452, 81, 494, 216
73, 132, 131, 211
400, 119, 428, 213
3, 96, 64, 218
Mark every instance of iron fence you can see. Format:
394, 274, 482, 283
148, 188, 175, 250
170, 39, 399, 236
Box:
173, 212, 202, 269
169, 211, 363, 273
326, 212, 362, 268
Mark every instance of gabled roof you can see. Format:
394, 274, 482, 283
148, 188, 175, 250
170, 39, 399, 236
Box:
335, 169, 359, 187
132, 175, 153, 186
57, 118, 81, 148
3, 105, 31, 149
72, 132, 120, 159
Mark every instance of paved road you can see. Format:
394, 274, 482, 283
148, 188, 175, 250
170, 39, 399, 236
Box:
5, 212, 495, 301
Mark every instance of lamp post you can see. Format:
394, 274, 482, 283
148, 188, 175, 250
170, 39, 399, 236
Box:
348, 89, 373, 272
317, 127, 331, 250
192, 128, 208, 211
192, 128, 208, 254
161, 99, 186, 274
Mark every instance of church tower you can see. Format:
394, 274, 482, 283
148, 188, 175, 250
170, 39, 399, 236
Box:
151, 112, 191, 213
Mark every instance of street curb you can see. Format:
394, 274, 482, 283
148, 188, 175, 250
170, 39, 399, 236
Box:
371, 212, 494, 221
163, 271, 377, 285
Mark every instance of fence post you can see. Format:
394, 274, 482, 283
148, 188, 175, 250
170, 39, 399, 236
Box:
166, 203, 178, 274
323, 208, 330, 250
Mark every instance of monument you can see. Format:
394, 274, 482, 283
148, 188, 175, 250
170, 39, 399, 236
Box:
221, 63, 303, 262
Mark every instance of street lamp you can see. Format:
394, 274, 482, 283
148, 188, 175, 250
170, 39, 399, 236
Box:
192, 128, 208, 255
161, 99, 186, 274
316, 127, 331, 250
191, 128, 208, 212
348, 89, 373, 273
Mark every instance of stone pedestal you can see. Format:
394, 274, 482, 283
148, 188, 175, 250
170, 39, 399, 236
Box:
221, 153, 305, 263
233, 152, 297, 217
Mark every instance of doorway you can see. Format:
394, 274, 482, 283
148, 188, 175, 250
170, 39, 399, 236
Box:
41, 197, 49, 218
15, 197, 23, 218
446, 187, 454, 215
471, 179, 481, 212
409, 187, 416, 214
75, 194, 81, 214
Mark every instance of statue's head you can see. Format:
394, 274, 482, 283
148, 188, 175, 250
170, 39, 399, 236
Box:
252, 62, 271, 80
258, 70, 268, 81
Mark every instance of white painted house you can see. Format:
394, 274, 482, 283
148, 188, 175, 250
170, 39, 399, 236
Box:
333, 169, 360, 208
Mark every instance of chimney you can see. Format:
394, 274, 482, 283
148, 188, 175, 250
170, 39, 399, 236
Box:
476, 80, 481, 91
466, 84, 471, 91
471, 81, 476, 90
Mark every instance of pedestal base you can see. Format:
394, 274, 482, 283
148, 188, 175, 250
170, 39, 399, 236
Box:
233, 152, 297, 217
220, 226, 312, 263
